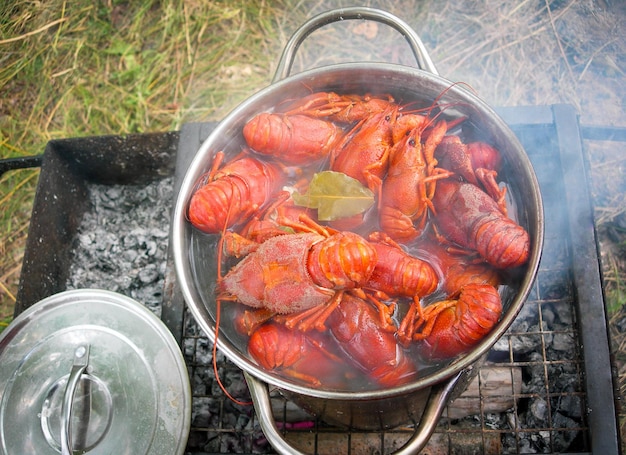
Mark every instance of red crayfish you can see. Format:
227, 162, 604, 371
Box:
435, 136, 507, 212
326, 293, 417, 387
398, 283, 503, 359
330, 107, 398, 195
247, 322, 356, 388
243, 113, 343, 165
245, 293, 417, 389
432, 178, 530, 269
379, 119, 454, 242
280, 91, 398, 124
218, 215, 378, 331
188, 151, 284, 234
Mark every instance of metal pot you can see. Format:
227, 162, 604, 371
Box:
171, 7, 543, 454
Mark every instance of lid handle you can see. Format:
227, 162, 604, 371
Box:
61, 345, 91, 455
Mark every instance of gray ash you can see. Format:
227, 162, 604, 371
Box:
66, 177, 173, 317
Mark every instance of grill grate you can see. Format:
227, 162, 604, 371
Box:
172, 105, 616, 454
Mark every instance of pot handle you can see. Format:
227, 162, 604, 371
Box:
244, 370, 463, 455
272, 7, 438, 83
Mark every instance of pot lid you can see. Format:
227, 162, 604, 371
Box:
0, 289, 191, 455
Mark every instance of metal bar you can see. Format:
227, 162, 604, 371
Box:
0, 153, 43, 177
551, 104, 620, 454
580, 125, 626, 142
496, 105, 626, 142
495, 105, 555, 126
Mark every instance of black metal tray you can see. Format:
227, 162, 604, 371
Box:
15, 131, 179, 312
14, 105, 619, 454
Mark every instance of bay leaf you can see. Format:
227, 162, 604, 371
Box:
292, 171, 375, 221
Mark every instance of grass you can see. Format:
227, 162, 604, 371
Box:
0, 0, 299, 323
603, 216, 626, 314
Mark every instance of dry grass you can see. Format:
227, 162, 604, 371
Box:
1, 0, 625, 446
0, 0, 292, 323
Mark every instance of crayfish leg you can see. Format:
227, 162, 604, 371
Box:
190, 150, 226, 192
476, 168, 508, 216
410, 299, 457, 341
397, 306, 417, 347
207, 150, 226, 181
353, 289, 396, 332
273, 212, 335, 238
368, 230, 401, 249
281, 369, 323, 387
422, 119, 448, 166
282, 91, 351, 117
234, 308, 276, 336
398, 297, 461, 345
222, 231, 259, 258
396, 297, 426, 347
364, 171, 384, 209
279, 291, 344, 332
424, 168, 455, 201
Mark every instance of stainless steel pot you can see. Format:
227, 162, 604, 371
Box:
172, 7, 543, 454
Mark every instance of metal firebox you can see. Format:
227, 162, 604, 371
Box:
14, 104, 619, 454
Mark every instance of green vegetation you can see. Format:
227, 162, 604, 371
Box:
0, 0, 301, 326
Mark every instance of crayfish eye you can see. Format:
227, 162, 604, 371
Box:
408, 138, 416, 147
385, 114, 391, 121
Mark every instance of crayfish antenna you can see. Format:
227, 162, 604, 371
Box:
212, 296, 253, 407
212, 182, 253, 407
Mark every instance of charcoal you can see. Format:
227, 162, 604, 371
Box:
540, 306, 556, 329
530, 397, 548, 421
66, 177, 173, 317
553, 389, 584, 419
551, 412, 580, 449
552, 332, 576, 352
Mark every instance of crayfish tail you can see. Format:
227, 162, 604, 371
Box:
477, 218, 530, 269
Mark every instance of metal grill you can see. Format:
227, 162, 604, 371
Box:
170, 105, 617, 454
13, 105, 619, 454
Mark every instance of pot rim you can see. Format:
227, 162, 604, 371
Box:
172, 61, 544, 401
